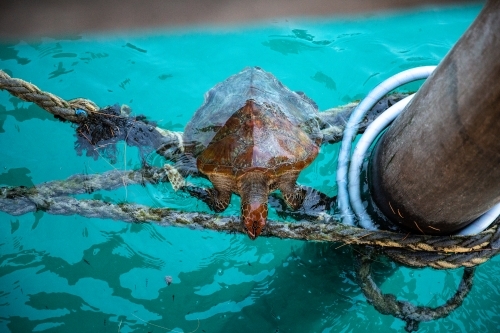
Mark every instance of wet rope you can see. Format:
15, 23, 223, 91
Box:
0, 69, 403, 145
354, 247, 475, 332
1, 166, 499, 269
0, 70, 186, 159
0, 70, 98, 123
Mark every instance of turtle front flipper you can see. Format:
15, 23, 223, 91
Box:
165, 164, 232, 212
184, 174, 232, 213
185, 186, 231, 213
281, 185, 307, 210
278, 172, 307, 210
270, 186, 335, 219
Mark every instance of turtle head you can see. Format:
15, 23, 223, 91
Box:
241, 202, 268, 240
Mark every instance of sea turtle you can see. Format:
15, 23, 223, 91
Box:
177, 67, 323, 239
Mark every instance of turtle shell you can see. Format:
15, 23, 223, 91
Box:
183, 67, 322, 177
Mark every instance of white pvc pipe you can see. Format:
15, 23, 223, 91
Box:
455, 203, 500, 236
343, 71, 500, 235
348, 95, 415, 229
336, 66, 436, 225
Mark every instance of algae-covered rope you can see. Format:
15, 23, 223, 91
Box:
0, 70, 185, 159
1, 167, 500, 269
0, 69, 406, 145
0, 70, 98, 123
1, 165, 170, 205
354, 247, 475, 332
1, 188, 498, 269
0, 166, 495, 254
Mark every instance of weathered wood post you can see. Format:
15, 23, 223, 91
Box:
370, 0, 500, 235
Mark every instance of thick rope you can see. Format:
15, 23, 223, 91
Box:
1, 167, 499, 269
354, 247, 475, 332
0, 70, 98, 123
0, 69, 405, 144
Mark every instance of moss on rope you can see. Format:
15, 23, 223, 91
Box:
1, 167, 499, 269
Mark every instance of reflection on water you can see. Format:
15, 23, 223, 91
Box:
1, 3, 498, 333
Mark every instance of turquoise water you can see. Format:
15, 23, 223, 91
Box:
2, 3, 500, 332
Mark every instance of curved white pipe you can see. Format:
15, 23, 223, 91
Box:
336, 66, 436, 225
348, 95, 415, 229
455, 203, 500, 236
341, 68, 500, 235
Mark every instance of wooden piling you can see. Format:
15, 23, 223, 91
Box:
370, 0, 500, 234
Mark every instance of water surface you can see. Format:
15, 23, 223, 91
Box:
2, 4, 499, 333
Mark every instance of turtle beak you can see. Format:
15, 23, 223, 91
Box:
242, 202, 267, 240
246, 228, 258, 240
